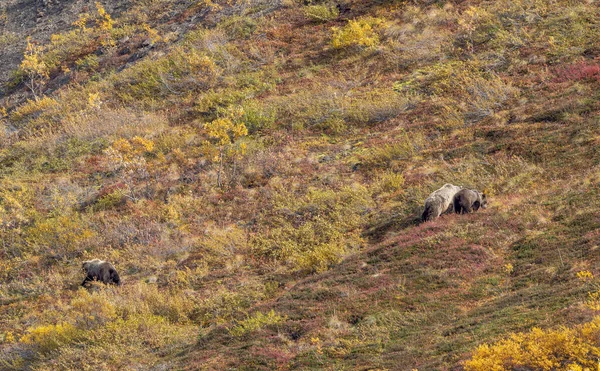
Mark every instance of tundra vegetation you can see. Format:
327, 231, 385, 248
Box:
1, 0, 600, 369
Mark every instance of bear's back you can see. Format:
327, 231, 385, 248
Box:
431, 183, 462, 202
455, 188, 477, 202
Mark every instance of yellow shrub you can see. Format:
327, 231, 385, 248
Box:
105, 136, 156, 188
0, 180, 36, 225
143, 23, 162, 43
95, 2, 113, 32
374, 171, 405, 195
131, 136, 155, 153
203, 109, 248, 187
19, 38, 49, 99
332, 18, 384, 49
25, 213, 96, 258
2, 332, 15, 343
18, 2, 116, 83
578, 270, 594, 282
10, 96, 58, 124
204, 117, 248, 148
465, 316, 600, 371
20, 323, 81, 354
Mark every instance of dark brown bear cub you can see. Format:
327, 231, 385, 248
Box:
82, 259, 121, 286
453, 189, 487, 214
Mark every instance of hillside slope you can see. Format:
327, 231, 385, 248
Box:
1, 0, 600, 370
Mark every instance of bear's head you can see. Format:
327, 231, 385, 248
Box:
476, 192, 488, 210
82, 259, 102, 272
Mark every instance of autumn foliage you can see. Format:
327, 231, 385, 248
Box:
2, 0, 600, 369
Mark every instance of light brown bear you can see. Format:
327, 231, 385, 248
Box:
453, 189, 487, 214
81, 259, 121, 286
422, 183, 463, 222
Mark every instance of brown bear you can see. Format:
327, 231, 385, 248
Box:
453, 189, 487, 214
81, 259, 121, 286
422, 183, 463, 222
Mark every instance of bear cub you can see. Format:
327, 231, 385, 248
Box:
453, 189, 487, 214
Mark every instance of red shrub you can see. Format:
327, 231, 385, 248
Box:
553, 62, 600, 83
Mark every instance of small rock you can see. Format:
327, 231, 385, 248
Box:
528, 54, 547, 65
146, 276, 158, 284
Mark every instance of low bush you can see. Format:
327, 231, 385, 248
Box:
75, 54, 100, 72
465, 316, 600, 371
373, 171, 405, 196
541, 4, 599, 62
332, 17, 385, 49
241, 99, 276, 133
10, 97, 59, 127
202, 107, 249, 188
113, 46, 221, 105
304, 4, 339, 23
554, 62, 600, 84
20, 323, 82, 355
218, 15, 258, 40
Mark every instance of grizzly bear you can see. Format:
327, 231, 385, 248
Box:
81, 259, 121, 286
453, 189, 487, 214
422, 183, 463, 222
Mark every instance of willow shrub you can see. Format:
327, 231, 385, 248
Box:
465, 316, 600, 371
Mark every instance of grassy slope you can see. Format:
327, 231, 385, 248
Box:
1, 0, 600, 369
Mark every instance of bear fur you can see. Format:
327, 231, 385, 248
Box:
82, 259, 121, 286
453, 189, 487, 214
422, 183, 463, 222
